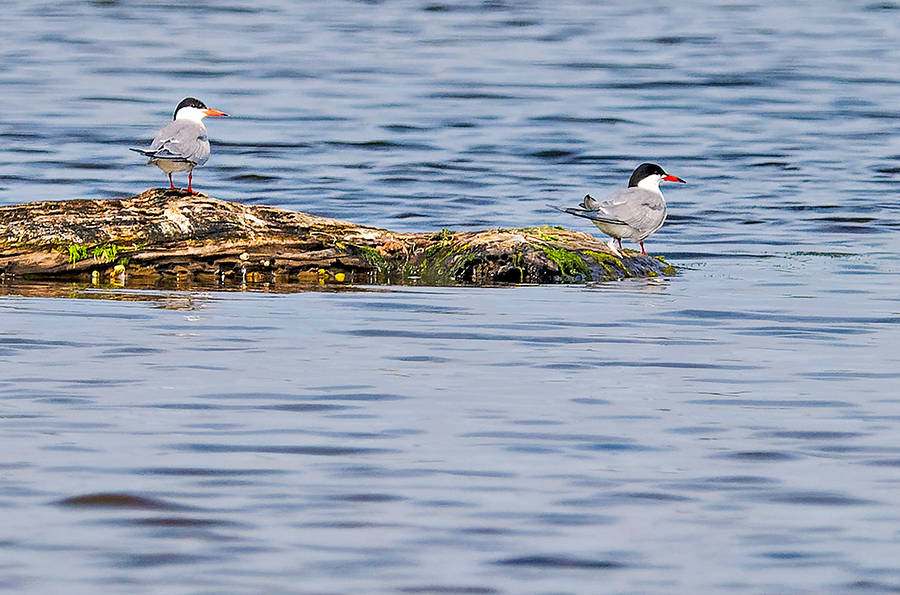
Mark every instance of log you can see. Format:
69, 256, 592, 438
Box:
0, 188, 674, 289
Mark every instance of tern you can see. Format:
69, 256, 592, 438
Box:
553, 163, 685, 256
130, 97, 228, 194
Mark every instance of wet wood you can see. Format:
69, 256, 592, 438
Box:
0, 188, 674, 289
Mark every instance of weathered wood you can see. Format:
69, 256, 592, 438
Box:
0, 188, 674, 289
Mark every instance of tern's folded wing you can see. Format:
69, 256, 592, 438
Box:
549, 204, 625, 225
147, 120, 210, 166
596, 188, 666, 232
129, 146, 191, 161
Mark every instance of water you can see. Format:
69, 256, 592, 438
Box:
3, 1, 900, 593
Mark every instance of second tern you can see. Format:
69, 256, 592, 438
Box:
553, 163, 685, 256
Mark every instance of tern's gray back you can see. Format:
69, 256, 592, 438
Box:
597, 187, 666, 241
149, 119, 210, 167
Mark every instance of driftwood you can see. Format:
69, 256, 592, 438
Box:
0, 188, 674, 289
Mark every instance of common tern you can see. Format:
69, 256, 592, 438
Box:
130, 97, 228, 194
553, 163, 685, 256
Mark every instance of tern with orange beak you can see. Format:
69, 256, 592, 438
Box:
131, 97, 228, 194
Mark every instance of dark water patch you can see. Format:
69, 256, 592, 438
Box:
536, 513, 615, 526
540, 362, 594, 370
134, 467, 287, 477
760, 431, 865, 440
557, 360, 760, 371
101, 346, 165, 357
192, 391, 299, 400
846, 580, 900, 593
557, 61, 668, 71
398, 586, 500, 595
416, 500, 475, 508
327, 140, 437, 151
388, 355, 454, 363
666, 425, 729, 435
265, 403, 351, 412
228, 173, 280, 182
343, 328, 734, 351
571, 397, 611, 405
115, 552, 214, 569
35, 396, 94, 405
129, 517, 239, 528
608, 77, 765, 90
0, 337, 90, 349
428, 91, 524, 100
336, 465, 433, 480
43, 444, 100, 452
530, 115, 632, 125
816, 223, 881, 234
670, 476, 779, 492
761, 491, 873, 506
61, 378, 136, 386
668, 309, 900, 326
152, 403, 221, 410
689, 399, 855, 408
304, 521, 399, 529
331, 493, 405, 503
715, 451, 801, 462
865, 459, 900, 467
507, 445, 559, 454
494, 555, 627, 569
397, 585, 502, 595
578, 442, 656, 452
311, 392, 407, 402
462, 431, 635, 445
802, 371, 900, 380
651, 35, 717, 45
172, 443, 394, 456
340, 300, 469, 314
55, 493, 186, 510
663, 252, 777, 260
612, 491, 693, 503
441, 469, 516, 479
757, 550, 835, 566
735, 325, 871, 337
528, 149, 579, 160
458, 526, 514, 536
381, 124, 435, 133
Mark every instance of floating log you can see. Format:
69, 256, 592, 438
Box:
0, 188, 674, 289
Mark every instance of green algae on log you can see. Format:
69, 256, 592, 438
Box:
0, 188, 674, 288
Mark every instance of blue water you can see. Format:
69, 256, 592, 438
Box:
3, 1, 900, 593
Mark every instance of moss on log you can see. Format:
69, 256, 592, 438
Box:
0, 188, 674, 289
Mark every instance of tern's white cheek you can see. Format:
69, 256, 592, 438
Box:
174, 106, 209, 123
636, 174, 663, 192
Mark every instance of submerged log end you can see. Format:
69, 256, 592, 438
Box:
0, 189, 674, 288
385, 227, 674, 285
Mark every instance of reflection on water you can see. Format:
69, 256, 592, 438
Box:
3, 0, 900, 593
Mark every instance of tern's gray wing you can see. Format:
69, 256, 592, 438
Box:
593, 188, 666, 240
142, 120, 210, 166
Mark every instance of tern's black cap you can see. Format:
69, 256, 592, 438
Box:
627, 163, 669, 188
173, 97, 208, 119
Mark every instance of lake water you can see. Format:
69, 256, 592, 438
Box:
3, 1, 900, 593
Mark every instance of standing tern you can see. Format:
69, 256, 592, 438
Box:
553, 163, 685, 256
130, 97, 228, 194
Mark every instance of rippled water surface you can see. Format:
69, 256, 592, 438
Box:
4, 1, 900, 594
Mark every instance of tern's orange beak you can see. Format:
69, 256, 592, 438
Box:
204, 108, 228, 117
663, 174, 685, 183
